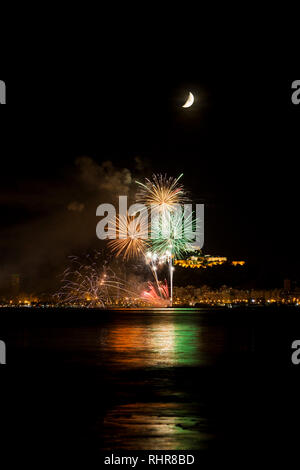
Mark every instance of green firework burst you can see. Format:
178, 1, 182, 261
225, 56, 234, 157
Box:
150, 207, 197, 259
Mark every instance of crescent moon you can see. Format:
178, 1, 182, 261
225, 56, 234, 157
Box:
182, 92, 194, 108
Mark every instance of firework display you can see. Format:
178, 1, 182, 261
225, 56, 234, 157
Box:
142, 280, 170, 307
58, 174, 196, 307
136, 173, 186, 215
107, 214, 147, 260
56, 253, 137, 307
150, 207, 196, 258
109, 173, 196, 306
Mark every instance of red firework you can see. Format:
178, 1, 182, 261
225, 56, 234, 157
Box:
142, 280, 170, 307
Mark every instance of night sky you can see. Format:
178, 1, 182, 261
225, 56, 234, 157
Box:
0, 76, 299, 292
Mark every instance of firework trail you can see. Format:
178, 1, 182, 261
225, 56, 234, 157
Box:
144, 250, 166, 297
56, 253, 137, 307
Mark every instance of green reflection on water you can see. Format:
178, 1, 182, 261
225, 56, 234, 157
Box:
100, 311, 215, 450
106, 313, 203, 368
173, 320, 201, 366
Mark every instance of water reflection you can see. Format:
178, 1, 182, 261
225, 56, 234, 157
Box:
102, 313, 226, 369
105, 323, 177, 367
101, 402, 212, 450
10, 309, 248, 451
99, 312, 218, 449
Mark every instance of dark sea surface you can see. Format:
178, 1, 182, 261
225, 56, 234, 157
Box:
1, 306, 300, 466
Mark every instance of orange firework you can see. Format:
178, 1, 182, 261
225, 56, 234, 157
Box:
135, 173, 186, 215
108, 214, 148, 260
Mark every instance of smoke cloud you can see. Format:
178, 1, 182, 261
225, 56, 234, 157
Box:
0, 158, 134, 295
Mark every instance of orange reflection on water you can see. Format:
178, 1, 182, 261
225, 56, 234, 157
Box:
106, 323, 176, 368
